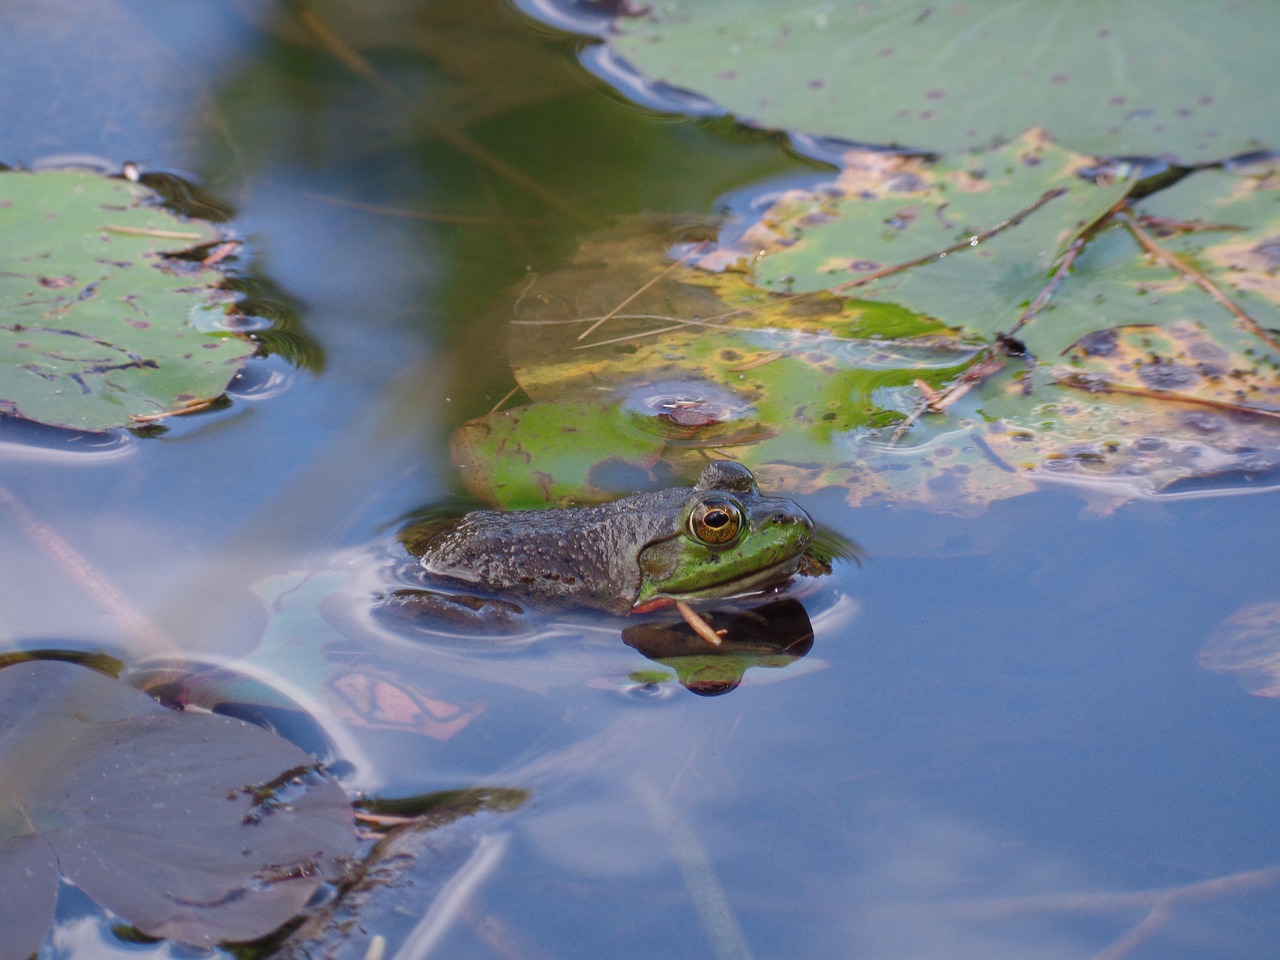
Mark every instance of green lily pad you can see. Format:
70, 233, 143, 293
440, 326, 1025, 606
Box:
724, 130, 1133, 348
0, 169, 256, 431
0, 660, 355, 958
601, 0, 1278, 163
453, 148, 1280, 512
458, 212, 1030, 510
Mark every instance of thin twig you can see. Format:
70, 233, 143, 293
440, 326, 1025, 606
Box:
1013, 236, 1085, 338
676, 600, 723, 646
829, 187, 1069, 294
1120, 209, 1280, 355
568, 189, 1070, 355
487, 384, 521, 415
574, 322, 693, 350
1055, 372, 1280, 421
269, 184, 549, 225
576, 241, 709, 342
101, 225, 204, 240
129, 397, 219, 423
888, 220, 1089, 445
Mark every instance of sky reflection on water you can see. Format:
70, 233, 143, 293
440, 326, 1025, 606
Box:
0, 1, 1278, 958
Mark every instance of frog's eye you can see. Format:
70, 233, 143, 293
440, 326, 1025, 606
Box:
688, 496, 744, 546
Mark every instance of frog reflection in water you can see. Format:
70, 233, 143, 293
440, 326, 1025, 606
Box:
393, 461, 824, 622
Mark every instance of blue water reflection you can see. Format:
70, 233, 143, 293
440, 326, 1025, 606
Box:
0, 1, 1277, 958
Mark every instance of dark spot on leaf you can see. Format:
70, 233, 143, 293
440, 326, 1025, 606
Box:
886, 173, 926, 192
1108, 95, 1126, 106
717, 70, 737, 81
1188, 340, 1229, 361
1199, 94, 1215, 106
1137, 360, 1198, 390
1049, 73, 1070, 85
878, 47, 894, 57
808, 78, 825, 89
1251, 236, 1280, 269
1073, 329, 1119, 356
924, 89, 945, 100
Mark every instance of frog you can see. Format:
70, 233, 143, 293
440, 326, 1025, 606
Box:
393, 460, 823, 619
131, 463, 842, 741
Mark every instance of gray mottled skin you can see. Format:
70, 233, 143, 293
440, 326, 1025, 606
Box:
420, 487, 691, 615
417, 461, 787, 616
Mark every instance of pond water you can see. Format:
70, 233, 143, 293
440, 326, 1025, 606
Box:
1, 1, 1278, 958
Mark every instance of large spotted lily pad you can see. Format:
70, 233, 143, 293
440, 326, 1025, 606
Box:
592, 0, 1278, 164
0, 169, 256, 431
0, 660, 355, 958
453, 142, 1280, 512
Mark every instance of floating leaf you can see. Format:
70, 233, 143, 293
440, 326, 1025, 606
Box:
454, 150, 1280, 511
0, 660, 355, 958
457, 213, 1028, 510
595, 0, 1278, 163
729, 130, 1132, 348
0, 170, 256, 431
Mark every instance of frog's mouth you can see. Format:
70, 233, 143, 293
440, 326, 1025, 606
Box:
631, 554, 807, 614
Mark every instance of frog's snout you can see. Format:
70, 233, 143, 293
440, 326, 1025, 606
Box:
767, 509, 814, 540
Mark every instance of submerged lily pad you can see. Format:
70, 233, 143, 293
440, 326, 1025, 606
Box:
0, 660, 355, 958
599, 0, 1278, 163
0, 169, 256, 431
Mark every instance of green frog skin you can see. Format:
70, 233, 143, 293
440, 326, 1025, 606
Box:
412, 461, 816, 616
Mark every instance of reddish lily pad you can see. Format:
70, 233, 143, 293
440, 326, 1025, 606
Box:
1199, 603, 1280, 698
0, 660, 355, 958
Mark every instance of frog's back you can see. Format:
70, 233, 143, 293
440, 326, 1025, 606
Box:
417, 491, 686, 614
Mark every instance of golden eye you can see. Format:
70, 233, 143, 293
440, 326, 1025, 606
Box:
688, 496, 744, 546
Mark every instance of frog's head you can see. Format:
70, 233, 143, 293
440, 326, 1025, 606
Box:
631, 461, 815, 613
